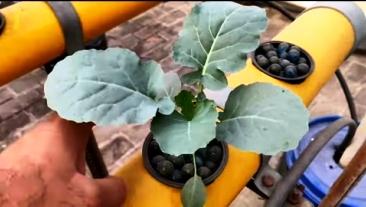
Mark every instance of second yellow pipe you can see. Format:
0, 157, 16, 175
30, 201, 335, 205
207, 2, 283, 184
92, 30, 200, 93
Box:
0, 1, 159, 86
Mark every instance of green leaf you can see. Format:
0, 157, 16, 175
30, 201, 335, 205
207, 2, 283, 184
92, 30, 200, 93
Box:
151, 100, 218, 156
162, 71, 181, 98
217, 83, 309, 155
181, 71, 202, 85
44, 48, 181, 126
173, 1, 267, 90
181, 175, 207, 207
175, 90, 195, 120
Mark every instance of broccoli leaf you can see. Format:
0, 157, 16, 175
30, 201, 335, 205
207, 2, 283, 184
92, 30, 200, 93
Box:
217, 83, 309, 155
173, 1, 267, 90
151, 100, 218, 155
181, 175, 207, 207
44, 48, 181, 126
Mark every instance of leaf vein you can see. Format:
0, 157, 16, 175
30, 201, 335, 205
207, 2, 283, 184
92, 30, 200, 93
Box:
181, 51, 205, 68
208, 12, 214, 39
202, 7, 241, 75
194, 26, 208, 55
223, 115, 282, 124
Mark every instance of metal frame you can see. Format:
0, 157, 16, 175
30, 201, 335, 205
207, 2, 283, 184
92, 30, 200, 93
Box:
245, 118, 358, 206
319, 138, 366, 206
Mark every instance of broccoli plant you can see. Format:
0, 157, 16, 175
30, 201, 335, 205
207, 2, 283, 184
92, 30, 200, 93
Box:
44, 1, 309, 206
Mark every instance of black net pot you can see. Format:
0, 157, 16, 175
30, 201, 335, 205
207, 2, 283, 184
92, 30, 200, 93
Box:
252, 40, 315, 84
142, 133, 229, 188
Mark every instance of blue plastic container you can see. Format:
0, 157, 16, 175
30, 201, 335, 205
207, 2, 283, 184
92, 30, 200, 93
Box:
285, 115, 366, 207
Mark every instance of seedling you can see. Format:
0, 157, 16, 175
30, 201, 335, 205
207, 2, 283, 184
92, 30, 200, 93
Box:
44, 2, 309, 206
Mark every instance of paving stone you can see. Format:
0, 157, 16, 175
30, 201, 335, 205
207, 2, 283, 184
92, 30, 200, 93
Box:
149, 7, 166, 19
171, 1, 190, 7
160, 3, 175, 13
17, 89, 43, 110
141, 44, 170, 62
262, 20, 290, 41
113, 122, 150, 146
93, 125, 123, 144
260, 8, 290, 42
171, 21, 184, 34
356, 104, 366, 120
101, 134, 134, 167
0, 99, 23, 121
157, 29, 177, 42
339, 59, 352, 69
134, 26, 154, 40
0, 87, 14, 105
8, 72, 41, 93
136, 35, 165, 55
176, 2, 198, 14
26, 99, 51, 119
93, 121, 150, 147
0, 111, 30, 140
110, 34, 139, 50
134, 22, 165, 40
348, 50, 366, 64
0, 87, 42, 121
118, 21, 144, 36
133, 13, 156, 26
344, 62, 366, 83
355, 88, 366, 106
309, 76, 349, 117
36, 86, 45, 97
159, 10, 186, 26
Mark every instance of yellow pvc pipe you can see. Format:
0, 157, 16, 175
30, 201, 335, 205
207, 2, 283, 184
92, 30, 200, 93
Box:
115, 146, 260, 207
0, 1, 159, 86
228, 8, 355, 106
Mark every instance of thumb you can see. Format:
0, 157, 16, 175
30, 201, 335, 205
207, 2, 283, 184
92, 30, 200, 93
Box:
94, 176, 127, 207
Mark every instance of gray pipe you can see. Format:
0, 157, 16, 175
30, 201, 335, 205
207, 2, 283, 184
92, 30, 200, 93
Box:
265, 118, 357, 207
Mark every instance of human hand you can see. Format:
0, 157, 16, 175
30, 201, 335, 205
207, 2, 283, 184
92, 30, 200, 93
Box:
0, 114, 126, 207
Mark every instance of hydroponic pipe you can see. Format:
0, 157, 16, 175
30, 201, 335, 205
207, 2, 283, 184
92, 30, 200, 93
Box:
0, 1, 159, 86
260, 1, 360, 125
227, 1, 366, 106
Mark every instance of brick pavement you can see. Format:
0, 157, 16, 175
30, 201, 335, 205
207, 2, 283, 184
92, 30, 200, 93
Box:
1, 1, 366, 206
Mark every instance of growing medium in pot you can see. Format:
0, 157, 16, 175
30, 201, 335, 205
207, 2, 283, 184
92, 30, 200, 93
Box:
253, 41, 314, 83
43, 1, 310, 207
143, 135, 228, 188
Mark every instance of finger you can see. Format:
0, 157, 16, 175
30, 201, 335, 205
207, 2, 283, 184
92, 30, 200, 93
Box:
94, 176, 127, 207
76, 150, 87, 175
19, 114, 94, 170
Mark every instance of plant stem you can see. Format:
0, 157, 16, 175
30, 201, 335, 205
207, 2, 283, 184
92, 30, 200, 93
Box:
217, 105, 224, 111
192, 154, 197, 175
196, 82, 204, 94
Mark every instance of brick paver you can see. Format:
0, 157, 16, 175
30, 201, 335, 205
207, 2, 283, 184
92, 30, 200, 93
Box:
0, 1, 366, 206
